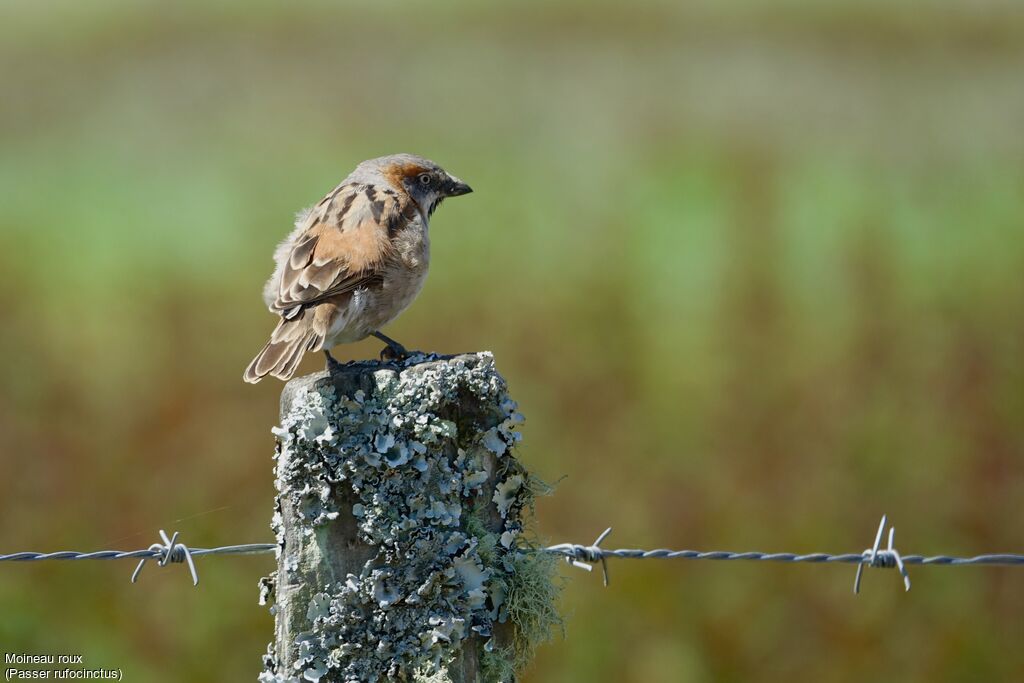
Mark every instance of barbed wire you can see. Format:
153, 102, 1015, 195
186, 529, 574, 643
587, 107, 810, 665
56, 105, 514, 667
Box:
0, 529, 275, 587
1, 516, 1021, 593
546, 516, 1024, 592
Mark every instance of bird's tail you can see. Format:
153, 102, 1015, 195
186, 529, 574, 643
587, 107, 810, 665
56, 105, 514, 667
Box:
243, 313, 325, 383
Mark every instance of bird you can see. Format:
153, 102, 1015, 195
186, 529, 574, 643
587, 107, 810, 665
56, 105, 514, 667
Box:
243, 153, 472, 383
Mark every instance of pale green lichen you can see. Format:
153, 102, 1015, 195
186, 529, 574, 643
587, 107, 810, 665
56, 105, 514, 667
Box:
503, 549, 564, 670
260, 353, 560, 683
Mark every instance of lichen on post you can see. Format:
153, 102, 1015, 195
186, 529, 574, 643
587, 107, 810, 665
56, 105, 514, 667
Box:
258, 353, 560, 683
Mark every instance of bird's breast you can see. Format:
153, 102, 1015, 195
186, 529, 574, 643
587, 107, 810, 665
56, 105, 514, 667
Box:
320, 221, 430, 348
383, 229, 430, 311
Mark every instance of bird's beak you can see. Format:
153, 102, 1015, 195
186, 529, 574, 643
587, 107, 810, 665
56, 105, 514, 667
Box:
445, 176, 473, 197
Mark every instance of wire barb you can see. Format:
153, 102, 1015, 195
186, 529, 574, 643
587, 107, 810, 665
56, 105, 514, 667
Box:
131, 530, 200, 586
550, 527, 614, 586
853, 515, 911, 594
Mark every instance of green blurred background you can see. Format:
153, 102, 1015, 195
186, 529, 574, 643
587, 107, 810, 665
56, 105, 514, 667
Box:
2, 1, 1023, 681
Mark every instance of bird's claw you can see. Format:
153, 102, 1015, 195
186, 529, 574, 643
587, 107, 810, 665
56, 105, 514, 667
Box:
371, 331, 411, 362
379, 343, 409, 362
324, 350, 345, 374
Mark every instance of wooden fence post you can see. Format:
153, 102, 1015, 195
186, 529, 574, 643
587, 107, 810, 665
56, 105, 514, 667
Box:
258, 353, 560, 683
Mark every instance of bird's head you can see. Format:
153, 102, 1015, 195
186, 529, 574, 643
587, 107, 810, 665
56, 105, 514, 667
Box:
355, 153, 472, 218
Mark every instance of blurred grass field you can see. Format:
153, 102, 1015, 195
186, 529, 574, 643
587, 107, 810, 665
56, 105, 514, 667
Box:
1, 1, 1023, 681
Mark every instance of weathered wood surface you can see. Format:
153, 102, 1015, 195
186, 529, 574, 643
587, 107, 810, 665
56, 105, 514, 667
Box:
260, 353, 547, 683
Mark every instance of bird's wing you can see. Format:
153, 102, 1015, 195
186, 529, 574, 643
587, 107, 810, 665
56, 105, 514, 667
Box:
272, 183, 417, 317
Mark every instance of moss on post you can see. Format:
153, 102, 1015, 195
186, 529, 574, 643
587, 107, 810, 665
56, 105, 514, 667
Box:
259, 353, 560, 683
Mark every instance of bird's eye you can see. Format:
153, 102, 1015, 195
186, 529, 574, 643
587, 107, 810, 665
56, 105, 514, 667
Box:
418, 173, 432, 186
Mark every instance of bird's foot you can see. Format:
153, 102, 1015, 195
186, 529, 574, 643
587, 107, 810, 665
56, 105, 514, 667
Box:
324, 350, 345, 374
380, 345, 411, 362
372, 331, 410, 362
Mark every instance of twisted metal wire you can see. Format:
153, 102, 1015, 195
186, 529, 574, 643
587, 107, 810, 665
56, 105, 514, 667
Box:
0, 529, 275, 587
1, 516, 1022, 593
543, 516, 1024, 592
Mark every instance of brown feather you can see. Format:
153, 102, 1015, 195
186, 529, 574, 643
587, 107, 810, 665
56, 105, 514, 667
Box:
382, 162, 428, 193
289, 233, 318, 270
270, 185, 407, 314
242, 304, 337, 383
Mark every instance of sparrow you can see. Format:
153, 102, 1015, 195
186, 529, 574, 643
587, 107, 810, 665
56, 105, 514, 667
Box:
243, 153, 472, 383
